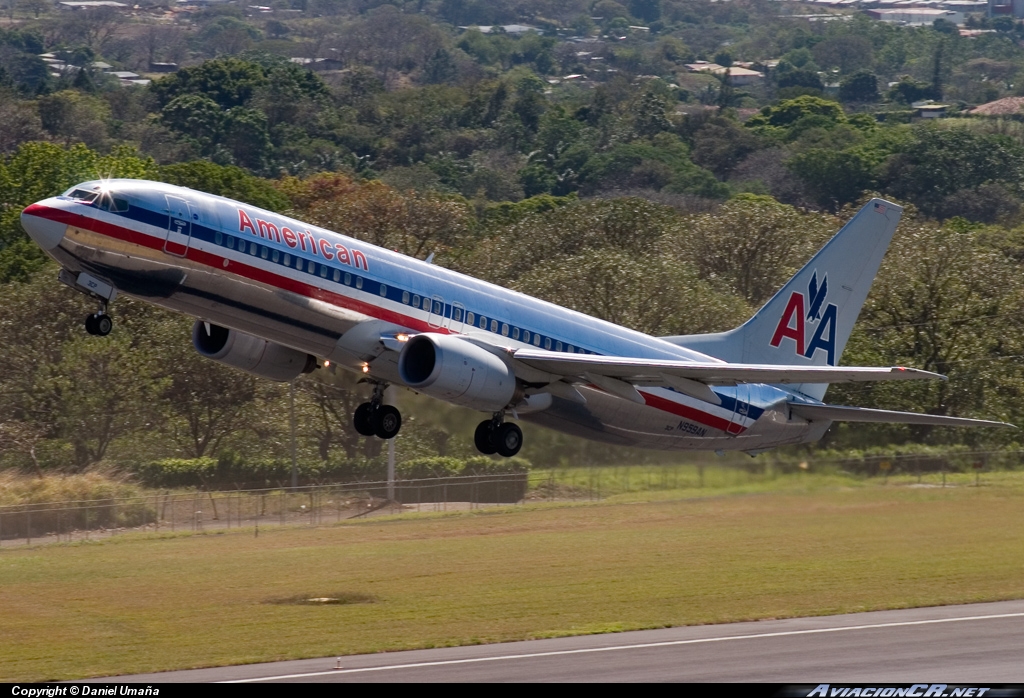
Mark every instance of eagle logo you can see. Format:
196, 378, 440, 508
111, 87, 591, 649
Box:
806, 271, 828, 321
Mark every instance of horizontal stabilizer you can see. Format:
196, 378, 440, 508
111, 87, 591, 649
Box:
789, 403, 1016, 429
510, 349, 944, 386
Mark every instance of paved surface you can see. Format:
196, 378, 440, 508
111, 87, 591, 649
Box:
97, 600, 1024, 683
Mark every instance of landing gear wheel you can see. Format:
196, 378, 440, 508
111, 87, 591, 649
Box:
95, 314, 112, 336
84, 313, 112, 336
374, 404, 402, 440
474, 420, 497, 455
353, 402, 376, 436
495, 422, 523, 458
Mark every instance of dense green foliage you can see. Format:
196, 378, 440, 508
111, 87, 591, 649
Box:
4, 1, 1024, 480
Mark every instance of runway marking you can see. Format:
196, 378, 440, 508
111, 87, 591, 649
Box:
223, 610, 1024, 682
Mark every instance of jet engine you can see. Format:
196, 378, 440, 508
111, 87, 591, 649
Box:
192, 320, 317, 382
398, 333, 516, 412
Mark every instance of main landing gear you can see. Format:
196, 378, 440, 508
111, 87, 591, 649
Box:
474, 413, 523, 458
84, 310, 112, 336
353, 383, 402, 440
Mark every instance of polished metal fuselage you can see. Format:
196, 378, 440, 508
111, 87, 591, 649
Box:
28, 180, 825, 452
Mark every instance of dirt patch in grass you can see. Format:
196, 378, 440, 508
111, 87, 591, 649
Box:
265, 592, 377, 606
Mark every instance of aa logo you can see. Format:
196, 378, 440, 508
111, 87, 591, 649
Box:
769, 271, 838, 365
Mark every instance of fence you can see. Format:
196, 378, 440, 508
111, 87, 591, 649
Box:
0, 472, 532, 548
2, 454, 1016, 549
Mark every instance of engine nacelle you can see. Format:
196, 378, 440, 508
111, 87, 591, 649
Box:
398, 333, 516, 412
192, 320, 317, 382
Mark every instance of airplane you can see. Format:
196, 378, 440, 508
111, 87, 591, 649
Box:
20, 181, 1013, 458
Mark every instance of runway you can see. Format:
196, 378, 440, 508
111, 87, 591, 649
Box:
99, 600, 1024, 682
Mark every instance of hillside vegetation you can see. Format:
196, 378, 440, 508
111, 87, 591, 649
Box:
3, 1, 1024, 478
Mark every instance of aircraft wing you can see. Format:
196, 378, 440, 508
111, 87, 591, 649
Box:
789, 403, 1016, 429
508, 348, 943, 405
510, 349, 942, 385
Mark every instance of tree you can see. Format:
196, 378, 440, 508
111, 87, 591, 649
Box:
788, 149, 876, 210
812, 35, 873, 74
881, 126, 1024, 218
156, 318, 258, 458
296, 174, 475, 260
423, 47, 458, 84
150, 57, 268, 109
746, 95, 845, 129
834, 222, 1023, 438
838, 71, 880, 103
511, 248, 747, 336
888, 76, 935, 104
675, 195, 838, 305
197, 16, 262, 57
689, 117, 762, 180
776, 68, 824, 92
629, 0, 661, 23
0, 91, 44, 154
157, 160, 289, 211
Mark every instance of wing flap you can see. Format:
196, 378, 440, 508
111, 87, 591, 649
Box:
510, 349, 944, 386
789, 403, 1015, 429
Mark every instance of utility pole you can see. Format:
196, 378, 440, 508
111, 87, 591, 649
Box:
386, 386, 396, 502
290, 380, 297, 489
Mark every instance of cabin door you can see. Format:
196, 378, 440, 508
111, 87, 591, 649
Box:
164, 195, 193, 257
728, 385, 751, 436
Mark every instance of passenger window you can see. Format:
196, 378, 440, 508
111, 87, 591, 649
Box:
567, 345, 574, 353
238, 240, 246, 253
512, 328, 520, 340
466, 312, 474, 326
501, 323, 509, 337
260, 246, 269, 260
282, 252, 290, 265
402, 291, 410, 304
412, 295, 421, 308
544, 337, 552, 350
490, 319, 498, 333
320, 265, 328, 278
355, 276, 363, 289
344, 272, 352, 285
225, 236, 234, 249
309, 261, 317, 274
434, 300, 442, 314
380, 284, 388, 297
479, 316, 487, 329
215, 232, 223, 245
250, 243, 259, 256
453, 308, 462, 322
523, 330, 530, 343
555, 341, 563, 352
334, 269, 341, 282
272, 250, 280, 263
532, 333, 540, 346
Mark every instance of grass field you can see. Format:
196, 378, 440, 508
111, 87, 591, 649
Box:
3, 474, 1024, 681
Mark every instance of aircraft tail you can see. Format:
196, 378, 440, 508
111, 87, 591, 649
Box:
663, 198, 902, 401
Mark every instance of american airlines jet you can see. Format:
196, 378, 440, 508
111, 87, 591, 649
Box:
20, 181, 1012, 457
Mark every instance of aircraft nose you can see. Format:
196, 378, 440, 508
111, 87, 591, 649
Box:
21, 202, 67, 251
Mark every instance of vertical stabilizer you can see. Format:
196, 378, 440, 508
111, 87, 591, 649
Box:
664, 198, 902, 401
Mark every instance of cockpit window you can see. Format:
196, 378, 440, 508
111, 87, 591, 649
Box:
61, 187, 128, 212
96, 193, 129, 212
65, 188, 99, 203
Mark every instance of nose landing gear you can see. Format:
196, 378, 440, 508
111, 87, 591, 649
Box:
84, 311, 112, 336
474, 413, 523, 458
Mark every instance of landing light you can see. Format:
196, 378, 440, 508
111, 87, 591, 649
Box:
395, 333, 409, 342
361, 363, 370, 373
